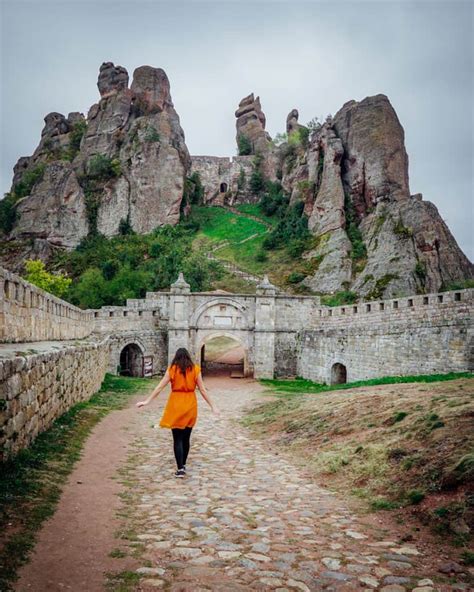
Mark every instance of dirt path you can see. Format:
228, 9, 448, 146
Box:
14, 374, 467, 591
14, 392, 146, 592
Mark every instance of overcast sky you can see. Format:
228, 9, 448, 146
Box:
1, 0, 472, 259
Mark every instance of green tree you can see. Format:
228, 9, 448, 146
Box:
70, 267, 107, 308
24, 259, 72, 299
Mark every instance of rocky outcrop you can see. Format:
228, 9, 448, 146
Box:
3, 61, 190, 257
97, 61, 129, 97
333, 94, 410, 215
235, 93, 272, 155
11, 161, 88, 248
278, 96, 473, 297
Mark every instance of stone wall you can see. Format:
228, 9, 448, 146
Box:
297, 288, 474, 383
0, 338, 109, 460
0, 267, 94, 343
190, 155, 255, 204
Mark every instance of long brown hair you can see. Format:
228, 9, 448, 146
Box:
171, 348, 194, 376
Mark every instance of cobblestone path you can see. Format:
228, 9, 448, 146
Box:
123, 375, 462, 592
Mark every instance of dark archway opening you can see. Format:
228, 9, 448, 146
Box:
200, 335, 248, 378
330, 362, 347, 385
119, 343, 144, 377
220, 182, 228, 193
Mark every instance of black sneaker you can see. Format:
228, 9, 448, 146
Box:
175, 468, 185, 478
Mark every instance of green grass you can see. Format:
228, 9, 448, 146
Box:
234, 203, 279, 225
191, 206, 268, 244
0, 374, 152, 592
260, 372, 474, 396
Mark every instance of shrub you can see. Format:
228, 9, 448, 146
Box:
259, 182, 289, 217
0, 193, 18, 234
414, 260, 426, 281
237, 134, 252, 156
118, 216, 134, 236
366, 274, 399, 300
284, 143, 298, 173
407, 489, 425, 505
23, 259, 72, 299
263, 202, 311, 253
144, 125, 160, 143
321, 290, 359, 307
393, 215, 413, 238
87, 154, 121, 180
13, 163, 46, 198
287, 239, 308, 259
344, 192, 367, 262
182, 173, 204, 213
66, 120, 87, 160
249, 167, 265, 194
237, 167, 246, 191
255, 250, 268, 262
287, 271, 306, 284
298, 126, 310, 149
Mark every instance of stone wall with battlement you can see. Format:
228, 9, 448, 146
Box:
190, 155, 255, 205
1, 264, 473, 457
297, 288, 474, 383
0, 268, 94, 343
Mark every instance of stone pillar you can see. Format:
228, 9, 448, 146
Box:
168, 272, 191, 364
254, 275, 277, 378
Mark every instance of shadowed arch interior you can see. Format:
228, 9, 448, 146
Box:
330, 362, 347, 385
119, 343, 144, 377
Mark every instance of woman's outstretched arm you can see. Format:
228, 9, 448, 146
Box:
196, 372, 220, 416
136, 370, 171, 408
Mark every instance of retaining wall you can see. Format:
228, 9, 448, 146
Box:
0, 338, 109, 460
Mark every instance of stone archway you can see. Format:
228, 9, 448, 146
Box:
330, 362, 347, 385
119, 343, 144, 377
220, 182, 228, 193
199, 332, 251, 377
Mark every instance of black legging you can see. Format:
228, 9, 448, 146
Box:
171, 427, 192, 469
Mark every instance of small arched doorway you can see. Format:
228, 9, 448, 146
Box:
330, 362, 347, 385
220, 182, 228, 193
119, 343, 144, 377
200, 334, 250, 378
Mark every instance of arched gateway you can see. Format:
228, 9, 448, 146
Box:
166, 273, 279, 379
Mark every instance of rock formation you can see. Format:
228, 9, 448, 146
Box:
1, 64, 472, 296
235, 93, 274, 158
3, 61, 190, 268
276, 94, 473, 297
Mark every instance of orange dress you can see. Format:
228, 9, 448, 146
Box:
159, 363, 200, 429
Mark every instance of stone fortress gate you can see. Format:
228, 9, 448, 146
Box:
1, 265, 473, 458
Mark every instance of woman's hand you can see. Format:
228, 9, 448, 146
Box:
212, 407, 221, 417
136, 400, 149, 408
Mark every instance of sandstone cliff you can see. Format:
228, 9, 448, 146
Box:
4, 61, 190, 264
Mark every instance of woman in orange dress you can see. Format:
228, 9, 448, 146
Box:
136, 348, 219, 478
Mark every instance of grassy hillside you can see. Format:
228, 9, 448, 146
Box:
32, 196, 316, 307
188, 203, 318, 292
242, 373, 474, 547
